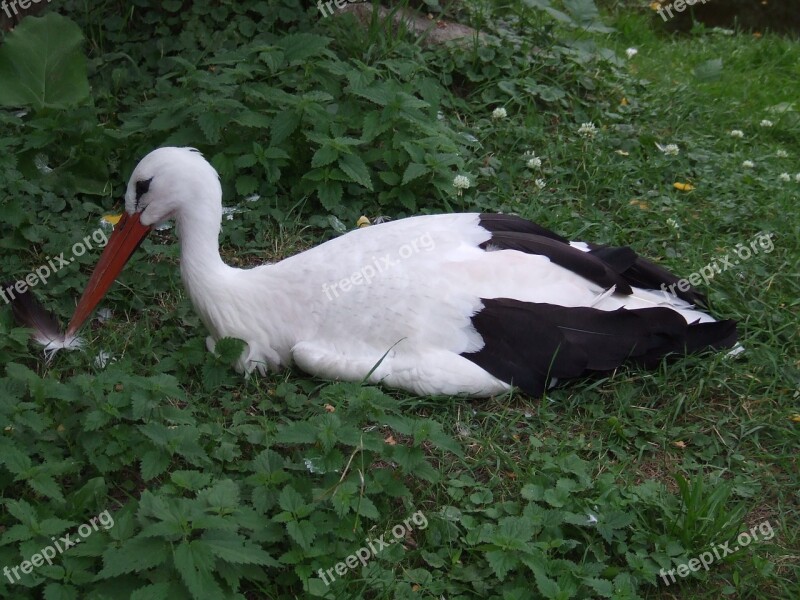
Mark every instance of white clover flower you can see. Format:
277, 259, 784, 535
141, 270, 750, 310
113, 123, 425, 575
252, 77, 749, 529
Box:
779, 173, 791, 182
760, 119, 774, 127
666, 217, 679, 229
625, 47, 638, 59
776, 149, 788, 158
742, 160, 755, 168
527, 156, 542, 169
534, 178, 546, 190
491, 107, 507, 120
452, 175, 471, 195
729, 129, 744, 138
657, 143, 679, 156
578, 122, 597, 137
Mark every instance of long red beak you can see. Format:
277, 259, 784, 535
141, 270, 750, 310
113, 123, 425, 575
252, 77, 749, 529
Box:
66, 212, 151, 336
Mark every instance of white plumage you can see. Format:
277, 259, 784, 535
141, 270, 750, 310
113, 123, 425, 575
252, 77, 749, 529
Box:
62, 147, 737, 397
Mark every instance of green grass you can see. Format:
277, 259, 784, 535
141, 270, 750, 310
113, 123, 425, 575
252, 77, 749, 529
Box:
0, 1, 797, 599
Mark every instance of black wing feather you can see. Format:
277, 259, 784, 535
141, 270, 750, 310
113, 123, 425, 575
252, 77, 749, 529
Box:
462, 298, 738, 396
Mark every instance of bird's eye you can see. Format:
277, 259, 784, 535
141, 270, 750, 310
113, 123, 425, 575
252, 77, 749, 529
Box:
135, 177, 153, 201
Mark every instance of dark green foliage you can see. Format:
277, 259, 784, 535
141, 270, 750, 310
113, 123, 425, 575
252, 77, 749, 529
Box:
0, 0, 797, 598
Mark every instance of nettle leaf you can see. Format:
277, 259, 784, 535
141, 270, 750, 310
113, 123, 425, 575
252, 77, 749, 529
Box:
29, 472, 65, 503
197, 112, 228, 144
271, 110, 300, 145
275, 421, 319, 445
312, 145, 339, 168
338, 154, 373, 191
402, 163, 429, 185
278, 485, 309, 514
130, 583, 171, 600
203, 536, 278, 566
213, 337, 246, 363
0, 13, 89, 110
100, 537, 170, 577
204, 479, 240, 509
286, 520, 316, 550
277, 33, 331, 63
140, 450, 172, 481
235, 174, 258, 197
485, 549, 518, 580
174, 541, 225, 600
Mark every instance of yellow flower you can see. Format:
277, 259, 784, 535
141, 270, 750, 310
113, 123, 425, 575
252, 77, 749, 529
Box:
101, 213, 123, 226
790, 413, 800, 423
620, 97, 629, 106
673, 182, 695, 192
356, 216, 371, 228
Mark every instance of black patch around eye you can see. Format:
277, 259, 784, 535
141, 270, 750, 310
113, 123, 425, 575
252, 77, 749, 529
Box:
135, 177, 153, 201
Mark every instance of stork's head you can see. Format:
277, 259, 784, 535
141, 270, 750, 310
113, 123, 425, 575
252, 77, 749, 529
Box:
124, 147, 221, 226
66, 147, 220, 335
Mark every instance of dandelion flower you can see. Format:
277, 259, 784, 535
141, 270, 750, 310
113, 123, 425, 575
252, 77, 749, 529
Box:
526, 156, 542, 168
534, 178, 546, 190
578, 122, 597, 138
729, 129, 744, 138
776, 149, 788, 158
779, 173, 791, 182
657, 143, 679, 156
760, 119, 773, 127
742, 160, 755, 168
453, 175, 471, 195
491, 107, 507, 120
625, 47, 638, 59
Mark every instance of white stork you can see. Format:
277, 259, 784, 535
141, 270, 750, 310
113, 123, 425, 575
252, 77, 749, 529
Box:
61, 147, 737, 397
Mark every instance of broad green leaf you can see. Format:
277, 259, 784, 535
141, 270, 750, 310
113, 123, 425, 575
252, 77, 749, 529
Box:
402, 163, 429, 185
100, 537, 169, 577
0, 13, 90, 110
338, 154, 373, 191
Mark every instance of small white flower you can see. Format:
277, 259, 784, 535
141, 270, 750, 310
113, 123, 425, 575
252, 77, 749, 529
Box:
534, 178, 546, 190
527, 156, 542, 169
742, 160, 755, 168
453, 175, 471, 195
666, 217, 679, 229
578, 122, 597, 137
625, 47, 638, 59
760, 119, 773, 127
491, 107, 507, 120
657, 143, 679, 156
776, 149, 788, 158
729, 129, 744, 138
779, 172, 791, 182
586, 513, 599, 525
